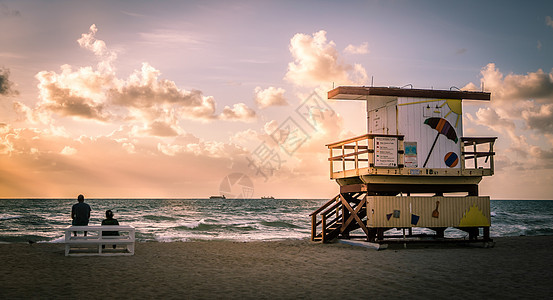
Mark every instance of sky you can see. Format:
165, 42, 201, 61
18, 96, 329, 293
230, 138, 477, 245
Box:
1, 0, 553, 199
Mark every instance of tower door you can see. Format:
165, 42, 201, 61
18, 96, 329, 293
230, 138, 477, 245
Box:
368, 102, 397, 135
368, 107, 386, 134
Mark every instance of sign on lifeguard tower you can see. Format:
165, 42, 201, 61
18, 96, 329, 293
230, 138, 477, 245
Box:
374, 136, 397, 167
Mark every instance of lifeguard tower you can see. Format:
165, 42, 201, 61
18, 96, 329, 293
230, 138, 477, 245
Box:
310, 86, 496, 244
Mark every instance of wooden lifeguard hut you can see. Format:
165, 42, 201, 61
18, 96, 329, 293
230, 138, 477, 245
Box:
310, 86, 496, 244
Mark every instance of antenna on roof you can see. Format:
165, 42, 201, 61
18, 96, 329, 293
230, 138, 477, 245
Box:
371, 76, 374, 87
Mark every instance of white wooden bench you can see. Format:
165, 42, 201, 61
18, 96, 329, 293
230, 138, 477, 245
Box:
64, 225, 135, 256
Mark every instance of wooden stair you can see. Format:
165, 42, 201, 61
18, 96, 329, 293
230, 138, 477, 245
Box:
310, 192, 368, 243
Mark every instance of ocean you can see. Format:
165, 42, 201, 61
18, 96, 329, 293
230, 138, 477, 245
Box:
0, 199, 552, 243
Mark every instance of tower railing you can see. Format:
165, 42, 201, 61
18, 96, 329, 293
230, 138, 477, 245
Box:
327, 134, 496, 180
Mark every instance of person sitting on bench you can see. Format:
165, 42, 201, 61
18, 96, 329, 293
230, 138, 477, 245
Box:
101, 210, 119, 249
71, 194, 91, 236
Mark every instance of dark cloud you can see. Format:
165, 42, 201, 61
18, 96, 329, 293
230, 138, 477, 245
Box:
0, 3, 21, 17
36, 77, 108, 121
0, 68, 18, 96
522, 104, 553, 135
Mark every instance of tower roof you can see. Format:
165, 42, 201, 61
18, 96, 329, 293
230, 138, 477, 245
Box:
328, 86, 490, 101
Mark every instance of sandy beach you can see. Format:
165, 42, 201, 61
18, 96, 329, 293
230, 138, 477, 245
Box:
1, 236, 553, 299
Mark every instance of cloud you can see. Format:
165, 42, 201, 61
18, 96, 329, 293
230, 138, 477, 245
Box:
464, 63, 553, 172
77, 24, 117, 72
521, 103, 553, 135
475, 63, 553, 104
35, 65, 110, 121
284, 30, 368, 87
134, 117, 183, 137
464, 63, 553, 135
254, 86, 288, 109
219, 103, 256, 121
33, 25, 256, 135
344, 42, 369, 54
466, 107, 517, 139
0, 67, 18, 96
60, 146, 77, 155
0, 3, 21, 17
139, 29, 206, 46
109, 62, 218, 120
110, 63, 256, 124
466, 105, 553, 171
546, 16, 553, 29
157, 135, 247, 158
229, 128, 258, 145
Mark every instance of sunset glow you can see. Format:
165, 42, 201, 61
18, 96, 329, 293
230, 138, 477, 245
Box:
1, 1, 553, 199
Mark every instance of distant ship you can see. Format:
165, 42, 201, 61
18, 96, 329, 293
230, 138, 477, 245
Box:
209, 195, 226, 200
261, 196, 275, 199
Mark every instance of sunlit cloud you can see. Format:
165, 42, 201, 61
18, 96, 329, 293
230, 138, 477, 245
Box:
465, 63, 553, 169
467, 64, 553, 136
476, 63, 553, 104
35, 65, 111, 121
466, 107, 517, 141
219, 103, 257, 122
229, 128, 258, 145
77, 24, 117, 73
158, 138, 247, 158
60, 146, 77, 155
109, 62, 218, 122
254, 86, 288, 109
0, 123, 12, 154
344, 42, 369, 54
285, 30, 368, 87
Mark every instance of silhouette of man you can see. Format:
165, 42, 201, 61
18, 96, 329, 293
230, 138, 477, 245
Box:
71, 194, 91, 236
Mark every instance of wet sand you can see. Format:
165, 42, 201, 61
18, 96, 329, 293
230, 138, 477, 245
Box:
1, 236, 553, 299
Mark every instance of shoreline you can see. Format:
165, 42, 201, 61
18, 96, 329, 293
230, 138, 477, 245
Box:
2, 236, 553, 299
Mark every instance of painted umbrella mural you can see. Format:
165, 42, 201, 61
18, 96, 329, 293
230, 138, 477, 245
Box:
423, 117, 458, 168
